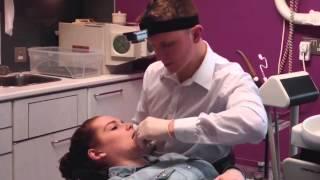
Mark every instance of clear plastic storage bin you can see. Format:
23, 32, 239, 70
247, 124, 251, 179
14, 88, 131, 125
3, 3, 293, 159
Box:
28, 47, 103, 78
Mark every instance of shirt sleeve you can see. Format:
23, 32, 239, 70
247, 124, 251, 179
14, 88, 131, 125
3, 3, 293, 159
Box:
174, 72, 268, 145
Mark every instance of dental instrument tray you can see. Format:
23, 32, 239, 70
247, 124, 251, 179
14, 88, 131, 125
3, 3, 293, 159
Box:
28, 47, 103, 78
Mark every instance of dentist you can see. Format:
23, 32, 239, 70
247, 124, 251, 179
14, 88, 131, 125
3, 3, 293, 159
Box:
134, 0, 268, 179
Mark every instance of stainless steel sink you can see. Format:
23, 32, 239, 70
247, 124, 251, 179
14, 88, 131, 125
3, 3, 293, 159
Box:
0, 74, 61, 87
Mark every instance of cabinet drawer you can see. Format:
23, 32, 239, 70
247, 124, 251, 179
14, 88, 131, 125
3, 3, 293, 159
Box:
88, 79, 142, 122
13, 89, 87, 141
0, 128, 12, 154
14, 128, 76, 180
0, 102, 12, 128
0, 154, 12, 180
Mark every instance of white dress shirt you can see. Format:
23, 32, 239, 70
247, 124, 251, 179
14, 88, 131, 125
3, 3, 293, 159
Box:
133, 41, 267, 163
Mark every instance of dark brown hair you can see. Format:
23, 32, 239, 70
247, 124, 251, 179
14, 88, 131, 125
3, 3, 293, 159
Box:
59, 116, 107, 180
140, 0, 198, 22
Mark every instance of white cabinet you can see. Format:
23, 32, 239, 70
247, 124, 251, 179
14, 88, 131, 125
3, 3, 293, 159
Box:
0, 128, 12, 154
88, 79, 142, 122
0, 128, 12, 180
0, 103, 12, 180
0, 102, 12, 128
8, 78, 142, 180
13, 89, 87, 141
14, 128, 76, 180
0, 154, 13, 180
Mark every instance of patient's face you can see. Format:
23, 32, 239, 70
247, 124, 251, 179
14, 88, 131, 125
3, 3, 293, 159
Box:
90, 116, 143, 161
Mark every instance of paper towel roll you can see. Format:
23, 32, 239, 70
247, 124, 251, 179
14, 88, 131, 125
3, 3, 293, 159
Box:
5, 0, 15, 36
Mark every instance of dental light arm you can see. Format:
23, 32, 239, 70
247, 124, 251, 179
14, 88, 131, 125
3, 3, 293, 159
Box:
275, 0, 320, 26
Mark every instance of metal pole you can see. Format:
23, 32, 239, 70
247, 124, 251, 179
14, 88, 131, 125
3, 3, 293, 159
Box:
267, 109, 280, 180
290, 105, 299, 156
264, 133, 269, 179
273, 108, 281, 180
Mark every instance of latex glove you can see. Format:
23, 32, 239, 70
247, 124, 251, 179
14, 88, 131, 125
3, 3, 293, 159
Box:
135, 117, 170, 149
214, 168, 245, 180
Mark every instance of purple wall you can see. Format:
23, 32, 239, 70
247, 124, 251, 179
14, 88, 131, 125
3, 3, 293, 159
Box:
117, 0, 320, 164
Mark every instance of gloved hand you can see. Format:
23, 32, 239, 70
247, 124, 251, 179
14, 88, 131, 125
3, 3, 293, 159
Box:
214, 168, 245, 180
134, 117, 171, 149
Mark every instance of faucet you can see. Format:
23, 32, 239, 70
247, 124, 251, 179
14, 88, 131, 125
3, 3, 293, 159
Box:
0, 65, 10, 75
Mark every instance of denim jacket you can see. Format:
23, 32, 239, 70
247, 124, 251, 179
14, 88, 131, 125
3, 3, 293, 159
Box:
108, 153, 218, 180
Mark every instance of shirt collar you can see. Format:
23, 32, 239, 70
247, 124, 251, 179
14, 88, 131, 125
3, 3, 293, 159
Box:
108, 166, 139, 178
108, 156, 158, 178
191, 41, 215, 90
160, 68, 179, 83
160, 41, 216, 90
108, 153, 189, 178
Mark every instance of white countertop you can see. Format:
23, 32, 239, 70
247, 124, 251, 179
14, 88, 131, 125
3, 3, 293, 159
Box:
0, 73, 143, 102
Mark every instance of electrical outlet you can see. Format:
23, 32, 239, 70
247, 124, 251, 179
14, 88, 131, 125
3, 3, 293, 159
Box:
310, 39, 320, 55
14, 47, 27, 63
299, 41, 311, 61
302, 37, 320, 55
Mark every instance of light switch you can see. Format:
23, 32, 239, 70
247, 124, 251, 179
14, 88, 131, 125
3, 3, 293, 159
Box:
14, 47, 27, 63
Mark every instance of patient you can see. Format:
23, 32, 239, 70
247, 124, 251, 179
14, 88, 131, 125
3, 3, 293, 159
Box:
59, 116, 218, 180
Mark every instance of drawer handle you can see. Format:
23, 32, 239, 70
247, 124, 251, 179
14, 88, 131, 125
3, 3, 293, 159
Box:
94, 89, 123, 98
51, 137, 71, 145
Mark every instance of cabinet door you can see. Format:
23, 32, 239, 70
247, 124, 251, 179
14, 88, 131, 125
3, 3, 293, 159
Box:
13, 89, 87, 141
0, 154, 12, 180
88, 79, 142, 122
0, 128, 12, 154
14, 128, 76, 180
0, 102, 12, 128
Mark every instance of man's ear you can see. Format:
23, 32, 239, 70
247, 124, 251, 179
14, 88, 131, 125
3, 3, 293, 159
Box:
191, 25, 203, 43
88, 149, 107, 161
